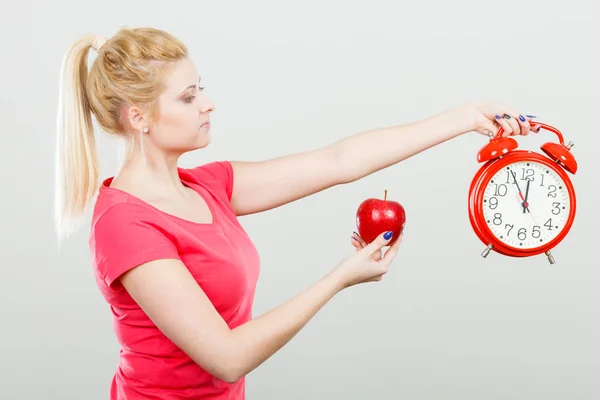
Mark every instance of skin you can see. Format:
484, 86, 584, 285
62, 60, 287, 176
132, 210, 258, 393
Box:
111, 57, 539, 383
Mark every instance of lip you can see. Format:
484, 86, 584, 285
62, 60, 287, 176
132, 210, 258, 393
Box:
201, 121, 211, 129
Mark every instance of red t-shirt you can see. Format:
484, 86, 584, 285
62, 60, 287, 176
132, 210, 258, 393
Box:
89, 161, 261, 400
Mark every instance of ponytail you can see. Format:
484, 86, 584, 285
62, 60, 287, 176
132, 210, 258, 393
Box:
54, 35, 99, 242
54, 28, 189, 242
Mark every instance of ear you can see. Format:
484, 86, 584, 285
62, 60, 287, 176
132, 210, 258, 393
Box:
125, 103, 150, 133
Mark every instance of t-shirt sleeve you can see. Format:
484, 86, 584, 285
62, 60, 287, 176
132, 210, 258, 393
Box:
90, 202, 181, 289
187, 161, 234, 202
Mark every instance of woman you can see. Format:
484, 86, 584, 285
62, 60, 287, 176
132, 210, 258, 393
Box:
55, 27, 538, 399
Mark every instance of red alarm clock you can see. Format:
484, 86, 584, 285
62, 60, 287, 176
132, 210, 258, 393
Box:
468, 122, 577, 264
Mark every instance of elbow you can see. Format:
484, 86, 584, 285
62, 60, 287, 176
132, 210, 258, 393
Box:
220, 370, 244, 384
214, 364, 244, 384
200, 352, 245, 384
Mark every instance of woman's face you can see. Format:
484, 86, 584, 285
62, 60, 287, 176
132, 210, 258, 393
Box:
144, 58, 215, 155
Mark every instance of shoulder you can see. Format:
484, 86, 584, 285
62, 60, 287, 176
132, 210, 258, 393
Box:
91, 188, 166, 233
182, 160, 234, 201
90, 189, 180, 289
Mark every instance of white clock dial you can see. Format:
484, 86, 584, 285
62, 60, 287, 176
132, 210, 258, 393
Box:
481, 160, 571, 249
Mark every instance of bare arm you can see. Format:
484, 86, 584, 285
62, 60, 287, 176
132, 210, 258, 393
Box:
120, 258, 344, 383
229, 102, 532, 216
228, 111, 462, 216
119, 232, 398, 383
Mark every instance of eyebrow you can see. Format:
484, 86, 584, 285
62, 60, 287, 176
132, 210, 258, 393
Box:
178, 77, 201, 95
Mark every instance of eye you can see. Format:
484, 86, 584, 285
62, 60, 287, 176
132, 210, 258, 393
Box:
183, 96, 196, 103
198, 85, 205, 91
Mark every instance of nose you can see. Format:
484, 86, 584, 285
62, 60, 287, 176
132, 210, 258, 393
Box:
199, 95, 215, 114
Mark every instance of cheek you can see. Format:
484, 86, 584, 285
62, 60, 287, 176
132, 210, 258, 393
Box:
165, 106, 198, 130
152, 109, 201, 148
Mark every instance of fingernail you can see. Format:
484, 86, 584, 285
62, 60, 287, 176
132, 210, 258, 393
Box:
503, 113, 511, 119
384, 231, 393, 240
351, 236, 358, 241
519, 115, 526, 122
536, 125, 541, 132
495, 115, 502, 120
526, 114, 536, 118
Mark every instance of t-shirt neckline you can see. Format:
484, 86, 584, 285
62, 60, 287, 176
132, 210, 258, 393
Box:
99, 168, 219, 227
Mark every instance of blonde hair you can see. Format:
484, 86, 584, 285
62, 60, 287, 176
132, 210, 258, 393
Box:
54, 27, 188, 241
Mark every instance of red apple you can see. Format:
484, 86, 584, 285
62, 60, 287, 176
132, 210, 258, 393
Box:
356, 190, 406, 244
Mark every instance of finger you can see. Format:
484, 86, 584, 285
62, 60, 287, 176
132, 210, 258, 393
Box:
531, 123, 542, 134
501, 113, 521, 136
373, 249, 383, 262
352, 231, 367, 247
362, 231, 394, 256
350, 236, 362, 250
381, 233, 404, 265
480, 120, 500, 138
353, 233, 383, 260
517, 113, 531, 135
506, 110, 531, 136
494, 114, 514, 137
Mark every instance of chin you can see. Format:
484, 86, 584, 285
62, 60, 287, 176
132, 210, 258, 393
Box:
195, 135, 211, 149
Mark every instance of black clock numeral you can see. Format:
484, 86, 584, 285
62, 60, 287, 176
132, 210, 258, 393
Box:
539, 174, 545, 187
517, 228, 527, 240
489, 197, 498, 209
544, 218, 553, 230
521, 168, 535, 182
548, 185, 557, 198
493, 213, 502, 225
493, 184, 508, 197
532, 225, 541, 238
505, 223, 514, 236
552, 202, 561, 215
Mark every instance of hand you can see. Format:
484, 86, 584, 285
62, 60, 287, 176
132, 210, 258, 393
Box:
457, 100, 542, 138
330, 231, 402, 289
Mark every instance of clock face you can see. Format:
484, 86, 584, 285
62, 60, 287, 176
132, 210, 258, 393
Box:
481, 160, 571, 250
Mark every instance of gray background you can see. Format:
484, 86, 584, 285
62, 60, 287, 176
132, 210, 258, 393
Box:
2, 0, 600, 399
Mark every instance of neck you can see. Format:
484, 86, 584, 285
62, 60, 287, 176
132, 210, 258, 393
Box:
118, 144, 187, 196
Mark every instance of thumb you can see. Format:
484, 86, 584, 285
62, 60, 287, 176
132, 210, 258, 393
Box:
480, 120, 501, 138
362, 231, 394, 256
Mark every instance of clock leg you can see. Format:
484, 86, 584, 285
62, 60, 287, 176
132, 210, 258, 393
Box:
481, 244, 493, 258
545, 250, 556, 265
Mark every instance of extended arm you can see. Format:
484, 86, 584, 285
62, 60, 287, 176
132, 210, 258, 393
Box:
229, 101, 530, 216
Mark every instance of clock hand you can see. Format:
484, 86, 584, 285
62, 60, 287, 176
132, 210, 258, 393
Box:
510, 171, 527, 205
510, 170, 534, 217
522, 180, 531, 213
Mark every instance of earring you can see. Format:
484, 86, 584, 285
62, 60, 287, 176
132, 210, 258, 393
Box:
142, 127, 149, 133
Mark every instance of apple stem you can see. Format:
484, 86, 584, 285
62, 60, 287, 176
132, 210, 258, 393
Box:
384, 189, 387, 201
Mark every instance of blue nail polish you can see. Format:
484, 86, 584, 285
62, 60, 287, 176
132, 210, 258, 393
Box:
495, 115, 502, 120
519, 115, 526, 122
384, 231, 393, 240
526, 114, 536, 118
